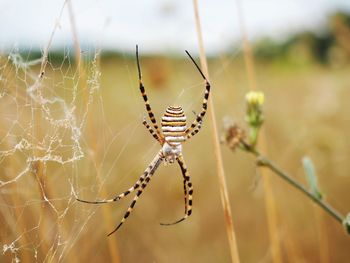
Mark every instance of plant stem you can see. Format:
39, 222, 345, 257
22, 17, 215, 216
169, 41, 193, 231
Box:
244, 144, 345, 224
192, 1, 241, 262
235, 0, 284, 258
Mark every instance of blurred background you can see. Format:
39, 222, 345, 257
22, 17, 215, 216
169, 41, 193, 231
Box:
0, 0, 350, 262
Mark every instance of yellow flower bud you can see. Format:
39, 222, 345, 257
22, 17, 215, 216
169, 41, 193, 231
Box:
245, 91, 264, 106
245, 91, 264, 146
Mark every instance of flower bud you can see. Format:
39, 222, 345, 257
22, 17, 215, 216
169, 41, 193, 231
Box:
245, 91, 265, 147
245, 91, 264, 106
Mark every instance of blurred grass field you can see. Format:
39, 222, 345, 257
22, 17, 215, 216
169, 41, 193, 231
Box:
1, 9, 350, 263
1, 47, 350, 262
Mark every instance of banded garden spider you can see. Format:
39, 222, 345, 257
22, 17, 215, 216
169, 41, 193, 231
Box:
77, 45, 211, 236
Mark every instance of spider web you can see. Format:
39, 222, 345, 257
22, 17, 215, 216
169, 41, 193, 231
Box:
0, 5, 170, 261
0, 1, 246, 261
0, 36, 244, 263
0, 42, 231, 263
0, 0, 108, 256
0, 43, 102, 259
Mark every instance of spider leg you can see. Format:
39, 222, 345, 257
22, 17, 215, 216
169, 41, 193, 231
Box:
107, 151, 164, 235
76, 170, 149, 204
76, 150, 163, 205
182, 178, 188, 214
136, 45, 162, 138
163, 177, 189, 219
186, 119, 202, 140
142, 117, 163, 144
184, 50, 211, 138
160, 154, 193, 226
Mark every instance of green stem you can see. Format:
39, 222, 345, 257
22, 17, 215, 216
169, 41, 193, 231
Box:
248, 127, 258, 147
243, 142, 345, 224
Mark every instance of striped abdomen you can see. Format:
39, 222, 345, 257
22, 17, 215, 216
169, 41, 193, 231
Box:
161, 106, 187, 145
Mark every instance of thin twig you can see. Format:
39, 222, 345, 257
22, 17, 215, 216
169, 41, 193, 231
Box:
192, 1, 241, 262
243, 143, 345, 224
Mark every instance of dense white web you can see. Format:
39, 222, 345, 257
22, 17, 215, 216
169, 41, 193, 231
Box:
0, 43, 102, 261
3, 48, 102, 171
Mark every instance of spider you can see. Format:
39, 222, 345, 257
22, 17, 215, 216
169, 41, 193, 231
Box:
77, 45, 210, 236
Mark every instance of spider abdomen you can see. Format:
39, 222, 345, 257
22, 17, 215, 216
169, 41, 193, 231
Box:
161, 106, 187, 145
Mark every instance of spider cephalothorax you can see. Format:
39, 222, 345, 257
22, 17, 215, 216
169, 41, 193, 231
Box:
77, 45, 210, 236
162, 142, 182, 164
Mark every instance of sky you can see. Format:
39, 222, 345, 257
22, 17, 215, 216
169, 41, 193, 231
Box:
0, 0, 350, 55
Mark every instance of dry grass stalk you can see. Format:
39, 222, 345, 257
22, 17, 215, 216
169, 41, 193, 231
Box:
67, 1, 121, 262
39, 0, 68, 77
29, 1, 68, 260
258, 136, 283, 263
67, 0, 87, 92
3, 139, 32, 262
192, 1, 241, 262
234, 0, 284, 261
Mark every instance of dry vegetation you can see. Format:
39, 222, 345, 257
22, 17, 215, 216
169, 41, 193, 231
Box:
1, 51, 349, 262
1, 4, 350, 263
